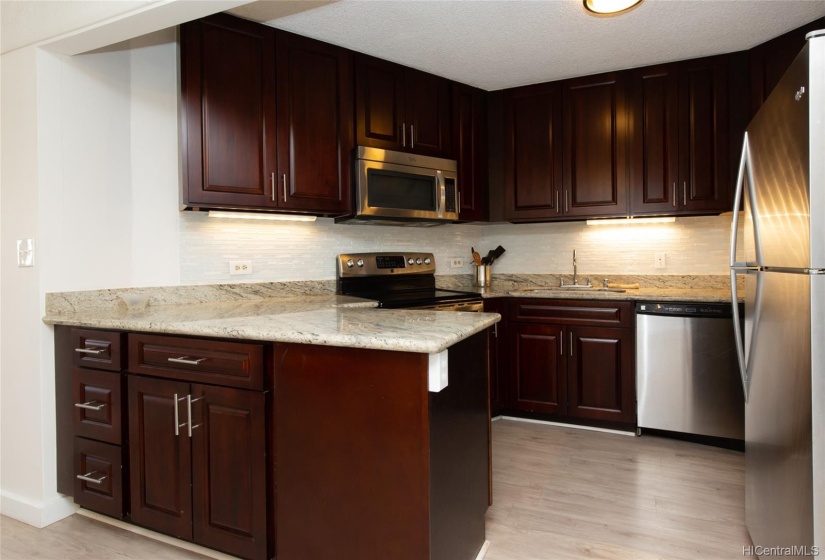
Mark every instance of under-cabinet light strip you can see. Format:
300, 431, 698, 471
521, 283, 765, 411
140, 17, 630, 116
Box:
207, 210, 316, 222
586, 217, 676, 226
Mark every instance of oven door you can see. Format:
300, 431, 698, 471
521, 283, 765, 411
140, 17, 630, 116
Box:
356, 158, 457, 222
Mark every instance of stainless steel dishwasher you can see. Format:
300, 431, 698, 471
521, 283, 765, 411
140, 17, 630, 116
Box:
636, 301, 744, 440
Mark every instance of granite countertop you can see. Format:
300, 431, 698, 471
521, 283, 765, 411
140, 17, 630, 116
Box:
43, 286, 500, 354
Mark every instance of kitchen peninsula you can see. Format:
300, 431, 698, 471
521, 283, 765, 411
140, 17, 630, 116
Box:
45, 283, 498, 560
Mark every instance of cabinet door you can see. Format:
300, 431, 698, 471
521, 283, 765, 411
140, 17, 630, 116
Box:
628, 65, 680, 215
275, 31, 353, 214
503, 83, 564, 221
405, 69, 451, 157
181, 14, 277, 209
128, 376, 193, 539
678, 56, 730, 213
453, 84, 488, 221
563, 72, 629, 218
355, 55, 406, 151
484, 299, 507, 415
567, 327, 634, 423
509, 323, 567, 415
191, 385, 267, 560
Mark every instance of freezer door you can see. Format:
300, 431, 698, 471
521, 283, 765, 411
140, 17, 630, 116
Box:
812, 273, 824, 550
746, 45, 811, 269
746, 270, 813, 554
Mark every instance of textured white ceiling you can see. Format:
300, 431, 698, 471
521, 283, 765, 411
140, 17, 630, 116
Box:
230, 0, 825, 90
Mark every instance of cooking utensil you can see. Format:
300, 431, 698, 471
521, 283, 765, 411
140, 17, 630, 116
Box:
471, 247, 482, 266
489, 245, 506, 264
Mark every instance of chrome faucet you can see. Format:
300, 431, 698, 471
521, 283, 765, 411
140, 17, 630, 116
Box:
560, 249, 592, 287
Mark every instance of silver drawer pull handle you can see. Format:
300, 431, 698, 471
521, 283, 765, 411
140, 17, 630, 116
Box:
77, 471, 107, 485
74, 401, 106, 411
75, 347, 106, 355
167, 356, 207, 365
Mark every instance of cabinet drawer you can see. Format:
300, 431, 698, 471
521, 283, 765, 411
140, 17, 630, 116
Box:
72, 368, 124, 445
128, 334, 265, 390
74, 437, 125, 518
71, 329, 124, 372
511, 299, 633, 328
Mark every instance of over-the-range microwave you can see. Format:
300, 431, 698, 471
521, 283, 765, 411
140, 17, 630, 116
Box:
336, 146, 458, 226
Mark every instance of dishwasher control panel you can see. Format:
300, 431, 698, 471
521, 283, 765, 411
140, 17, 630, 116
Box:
636, 302, 736, 318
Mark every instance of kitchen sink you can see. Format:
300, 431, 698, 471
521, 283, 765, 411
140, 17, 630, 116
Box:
514, 287, 627, 294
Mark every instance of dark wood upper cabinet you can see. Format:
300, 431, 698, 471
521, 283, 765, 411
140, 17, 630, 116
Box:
452, 84, 488, 221
563, 72, 629, 218
275, 31, 353, 213
181, 15, 353, 216
356, 54, 451, 157
678, 55, 730, 213
628, 56, 731, 215
181, 15, 277, 210
502, 82, 564, 221
628, 65, 680, 214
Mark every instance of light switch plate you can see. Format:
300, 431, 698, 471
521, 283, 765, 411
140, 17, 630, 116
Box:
654, 253, 667, 269
17, 239, 34, 267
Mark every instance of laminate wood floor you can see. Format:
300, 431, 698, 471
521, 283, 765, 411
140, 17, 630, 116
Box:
1, 419, 751, 560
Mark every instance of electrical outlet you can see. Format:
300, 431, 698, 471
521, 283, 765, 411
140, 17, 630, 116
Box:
16, 239, 34, 267
229, 260, 252, 275
654, 253, 667, 269
450, 257, 464, 268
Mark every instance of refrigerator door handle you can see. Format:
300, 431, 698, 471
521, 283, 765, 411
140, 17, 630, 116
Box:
731, 135, 752, 268
730, 270, 748, 402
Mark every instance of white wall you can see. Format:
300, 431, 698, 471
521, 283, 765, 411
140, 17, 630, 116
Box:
0, 29, 181, 527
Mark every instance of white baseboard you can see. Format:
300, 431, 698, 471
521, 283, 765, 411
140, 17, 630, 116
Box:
499, 415, 636, 436
476, 540, 491, 560
0, 492, 77, 528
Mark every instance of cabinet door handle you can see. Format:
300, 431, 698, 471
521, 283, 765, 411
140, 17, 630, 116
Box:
683, 181, 687, 206
74, 347, 106, 355
556, 191, 560, 213
173, 393, 188, 436
569, 332, 573, 356
271, 172, 275, 202
74, 401, 106, 411
564, 190, 569, 213
187, 395, 203, 438
672, 182, 677, 207
457, 190, 461, 216
402, 123, 406, 147
410, 125, 414, 149
282, 174, 287, 203
560, 330, 563, 355
76, 471, 107, 485
167, 356, 207, 365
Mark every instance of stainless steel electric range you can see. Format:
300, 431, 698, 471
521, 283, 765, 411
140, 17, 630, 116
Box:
336, 252, 483, 312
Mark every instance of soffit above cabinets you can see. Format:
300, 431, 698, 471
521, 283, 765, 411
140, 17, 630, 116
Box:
228, 0, 825, 90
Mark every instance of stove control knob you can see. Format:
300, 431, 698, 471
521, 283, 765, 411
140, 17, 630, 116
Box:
356, 259, 365, 267
424, 257, 431, 265
416, 258, 422, 265
346, 259, 354, 268
408, 258, 415, 265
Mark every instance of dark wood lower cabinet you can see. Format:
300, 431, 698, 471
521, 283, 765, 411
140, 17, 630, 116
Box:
128, 376, 268, 560
568, 326, 635, 423
502, 299, 636, 428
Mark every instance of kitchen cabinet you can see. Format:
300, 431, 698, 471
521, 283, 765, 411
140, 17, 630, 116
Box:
562, 72, 629, 218
502, 82, 564, 221
452, 83, 488, 221
484, 298, 507, 415
356, 54, 451, 158
126, 333, 269, 560
504, 299, 636, 427
55, 327, 128, 518
628, 56, 731, 215
181, 14, 353, 215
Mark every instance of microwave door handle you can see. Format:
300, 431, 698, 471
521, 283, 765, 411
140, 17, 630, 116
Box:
437, 171, 446, 218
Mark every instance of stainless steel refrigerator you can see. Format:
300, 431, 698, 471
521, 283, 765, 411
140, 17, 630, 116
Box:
730, 30, 824, 557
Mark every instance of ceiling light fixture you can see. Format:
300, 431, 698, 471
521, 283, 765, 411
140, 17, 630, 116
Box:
586, 216, 675, 226
583, 0, 643, 15
207, 211, 317, 222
